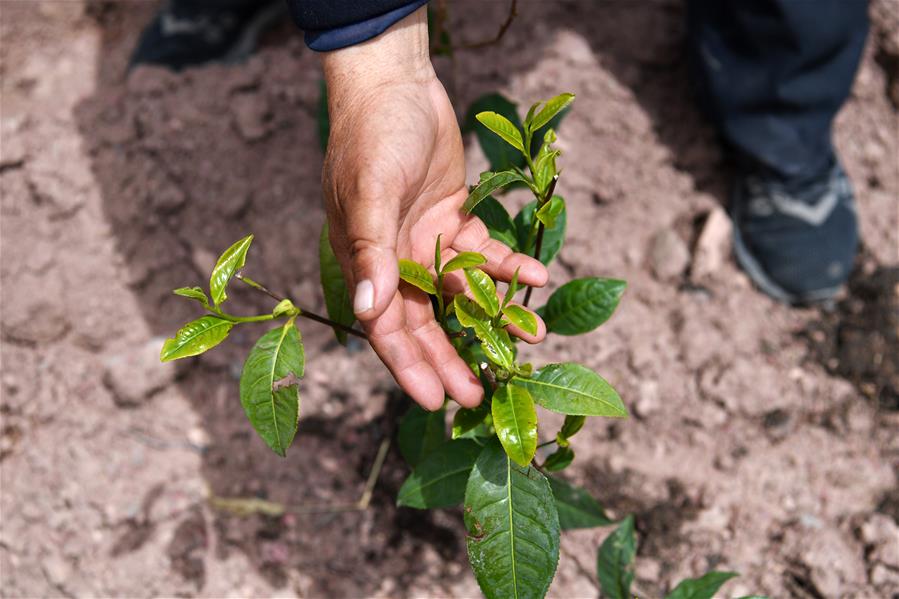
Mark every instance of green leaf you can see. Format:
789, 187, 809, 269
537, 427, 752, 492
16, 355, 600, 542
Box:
209, 234, 253, 306
491, 384, 538, 467
160, 316, 233, 362
543, 446, 574, 472
501, 305, 538, 336
502, 268, 521, 309
472, 196, 519, 250
523, 101, 541, 129
397, 439, 482, 509
453, 403, 490, 439
665, 572, 740, 599
529, 93, 575, 132
238, 323, 305, 457
512, 363, 627, 418
398, 404, 446, 468
398, 259, 437, 294
547, 476, 615, 530
514, 199, 566, 265
538, 277, 626, 336
535, 195, 565, 229
464, 93, 527, 171
559, 415, 586, 440
476, 111, 525, 154
272, 298, 297, 318
464, 268, 499, 317
317, 79, 329, 153
454, 296, 515, 370
443, 252, 487, 274
597, 515, 636, 599
173, 286, 209, 306
434, 234, 443, 274
463, 170, 528, 214
533, 151, 559, 195
464, 440, 560, 599
319, 221, 355, 344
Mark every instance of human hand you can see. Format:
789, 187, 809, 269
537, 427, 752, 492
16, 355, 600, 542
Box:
320, 7, 548, 410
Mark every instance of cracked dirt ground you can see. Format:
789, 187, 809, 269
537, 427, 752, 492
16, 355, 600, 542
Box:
1, 1, 898, 597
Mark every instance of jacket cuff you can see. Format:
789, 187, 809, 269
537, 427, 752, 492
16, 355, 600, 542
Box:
301, 1, 428, 52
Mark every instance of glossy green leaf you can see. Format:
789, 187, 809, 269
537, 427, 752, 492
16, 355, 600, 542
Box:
398, 404, 446, 468
464, 440, 560, 599
547, 476, 615, 530
319, 221, 355, 344
491, 384, 538, 467
514, 199, 566, 265
443, 252, 487, 274
543, 446, 574, 472
472, 196, 519, 250
399, 259, 437, 294
665, 571, 739, 599
535, 196, 565, 229
560, 415, 586, 440
529, 93, 575, 132
501, 305, 538, 336
597, 515, 636, 599
452, 403, 490, 439
160, 316, 233, 362
524, 101, 541, 129
173, 286, 209, 306
454, 296, 515, 370
476, 111, 525, 154
464, 93, 527, 171
464, 268, 500, 317
502, 268, 521, 309
239, 323, 305, 457
534, 151, 559, 195
463, 170, 528, 214
434, 234, 443, 274
538, 277, 626, 336
512, 363, 627, 418
209, 234, 253, 306
397, 439, 482, 509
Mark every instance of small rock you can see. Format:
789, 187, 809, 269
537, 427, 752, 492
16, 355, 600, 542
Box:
192, 247, 217, 277
635, 556, 661, 581
2, 301, 70, 344
634, 379, 660, 417
860, 513, 899, 546
187, 426, 211, 451
231, 93, 272, 141
649, 229, 689, 281
103, 337, 175, 406
870, 562, 899, 587
41, 555, 71, 589
0, 134, 27, 170
690, 207, 732, 282
797, 528, 867, 597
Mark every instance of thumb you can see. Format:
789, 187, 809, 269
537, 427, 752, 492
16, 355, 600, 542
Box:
344, 201, 400, 321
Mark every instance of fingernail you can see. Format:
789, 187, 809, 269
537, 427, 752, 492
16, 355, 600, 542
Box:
354, 279, 374, 314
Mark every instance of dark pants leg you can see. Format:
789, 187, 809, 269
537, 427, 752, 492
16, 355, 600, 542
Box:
686, 0, 869, 183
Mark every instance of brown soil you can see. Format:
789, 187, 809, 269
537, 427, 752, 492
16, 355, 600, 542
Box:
2, 1, 897, 598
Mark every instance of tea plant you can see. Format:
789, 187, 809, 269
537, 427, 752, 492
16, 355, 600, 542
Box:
160, 92, 629, 598
597, 515, 765, 599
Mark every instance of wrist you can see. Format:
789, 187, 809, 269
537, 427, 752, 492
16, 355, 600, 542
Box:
322, 6, 433, 91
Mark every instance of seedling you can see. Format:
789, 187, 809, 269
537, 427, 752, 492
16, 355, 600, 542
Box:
161, 92, 629, 599
596, 515, 764, 599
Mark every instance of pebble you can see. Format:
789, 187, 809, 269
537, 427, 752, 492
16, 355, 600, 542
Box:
231, 93, 272, 141
649, 229, 689, 281
690, 207, 731, 282
634, 379, 660, 417
102, 337, 175, 406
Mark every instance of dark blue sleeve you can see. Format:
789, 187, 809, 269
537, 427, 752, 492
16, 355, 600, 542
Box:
286, 0, 428, 52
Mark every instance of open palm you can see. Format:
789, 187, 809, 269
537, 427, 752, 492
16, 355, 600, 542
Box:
323, 77, 548, 410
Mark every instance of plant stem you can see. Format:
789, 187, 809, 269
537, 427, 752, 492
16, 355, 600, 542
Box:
522, 175, 558, 307
536, 439, 556, 449
235, 273, 368, 340
208, 307, 275, 324
459, 0, 518, 50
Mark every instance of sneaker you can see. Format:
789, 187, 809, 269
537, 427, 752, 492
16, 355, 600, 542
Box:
730, 159, 859, 305
129, 0, 285, 71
